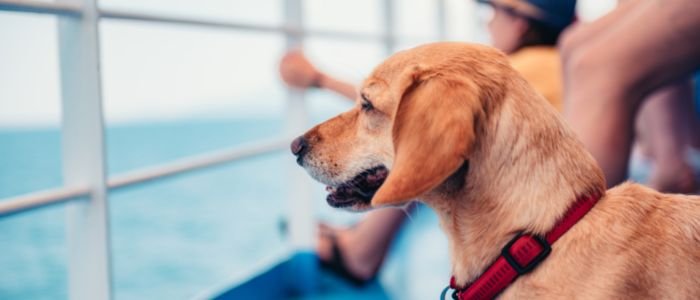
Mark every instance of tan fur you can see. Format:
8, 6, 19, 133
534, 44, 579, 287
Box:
298, 42, 700, 298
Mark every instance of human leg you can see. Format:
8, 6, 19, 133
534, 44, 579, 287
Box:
562, 0, 700, 186
317, 205, 411, 283
635, 80, 696, 192
558, 0, 638, 56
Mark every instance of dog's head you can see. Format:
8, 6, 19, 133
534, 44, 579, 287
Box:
291, 43, 511, 211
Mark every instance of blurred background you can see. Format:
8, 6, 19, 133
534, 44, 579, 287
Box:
0, 1, 616, 299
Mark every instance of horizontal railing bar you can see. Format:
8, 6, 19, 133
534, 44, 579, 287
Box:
107, 137, 288, 191
0, 185, 90, 217
0, 138, 288, 218
101, 8, 391, 41
100, 8, 296, 34
306, 29, 386, 42
0, 0, 81, 16
0, 3, 390, 42
100, 8, 388, 41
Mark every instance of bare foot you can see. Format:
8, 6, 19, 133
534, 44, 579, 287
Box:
316, 207, 411, 283
648, 161, 697, 194
316, 223, 384, 282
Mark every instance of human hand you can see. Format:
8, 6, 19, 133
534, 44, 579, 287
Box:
279, 50, 323, 89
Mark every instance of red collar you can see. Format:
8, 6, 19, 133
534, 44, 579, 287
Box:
444, 193, 601, 300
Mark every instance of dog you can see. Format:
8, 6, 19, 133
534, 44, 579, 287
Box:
290, 42, 700, 299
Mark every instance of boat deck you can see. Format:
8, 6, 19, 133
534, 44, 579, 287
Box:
212, 205, 451, 300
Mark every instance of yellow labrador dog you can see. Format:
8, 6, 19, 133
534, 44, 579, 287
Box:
290, 42, 700, 299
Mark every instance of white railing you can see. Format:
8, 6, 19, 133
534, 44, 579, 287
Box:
0, 138, 289, 217
0, 186, 90, 217
0, 0, 449, 299
0, 0, 81, 16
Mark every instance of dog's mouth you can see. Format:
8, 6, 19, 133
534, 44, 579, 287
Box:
326, 166, 388, 208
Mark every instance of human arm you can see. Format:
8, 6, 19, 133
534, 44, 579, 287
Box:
279, 50, 358, 100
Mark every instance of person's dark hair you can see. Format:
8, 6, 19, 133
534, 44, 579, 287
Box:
519, 18, 566, 49
499, 6, 568, 51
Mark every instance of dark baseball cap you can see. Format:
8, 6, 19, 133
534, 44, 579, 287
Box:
477, 0, 577, 29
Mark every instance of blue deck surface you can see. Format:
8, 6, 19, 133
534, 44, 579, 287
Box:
215, 252, 390, 300
212, 204, 451, 300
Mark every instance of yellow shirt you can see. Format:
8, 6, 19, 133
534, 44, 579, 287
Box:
509, 46, 563, 112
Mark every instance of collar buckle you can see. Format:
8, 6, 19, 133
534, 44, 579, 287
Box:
441, 285, 460, 300
501, 233, 552, 275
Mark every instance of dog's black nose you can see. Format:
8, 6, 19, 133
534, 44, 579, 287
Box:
290, 136, 309, 161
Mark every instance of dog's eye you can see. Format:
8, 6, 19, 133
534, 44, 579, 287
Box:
361, 94, 373, 111
361, 101, 373, 111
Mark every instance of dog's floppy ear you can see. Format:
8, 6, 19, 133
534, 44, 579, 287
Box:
371, 69, 479, 207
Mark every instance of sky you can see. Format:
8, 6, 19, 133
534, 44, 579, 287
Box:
0, 0, 615, 128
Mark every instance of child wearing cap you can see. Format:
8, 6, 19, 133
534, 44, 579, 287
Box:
479, 0, 577, 111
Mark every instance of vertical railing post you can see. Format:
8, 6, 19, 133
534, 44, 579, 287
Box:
283, 0, 318, 294
383, 0, 396, 55
437, 0, 448, 41
57, 0, 113, 299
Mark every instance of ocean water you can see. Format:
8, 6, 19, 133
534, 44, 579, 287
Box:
0, 118, 309, 299
0, 117, 453, 300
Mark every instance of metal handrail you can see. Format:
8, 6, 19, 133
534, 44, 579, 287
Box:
0, 0, 389, 42
108, 137, 288, 190
101, 8, 389, 42
99, 8, 294, 34
0, 185, 90, 218
0, 138, 288, 217
0, 0, 81, 16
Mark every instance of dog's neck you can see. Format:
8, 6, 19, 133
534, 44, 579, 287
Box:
424, 81, 606, 287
